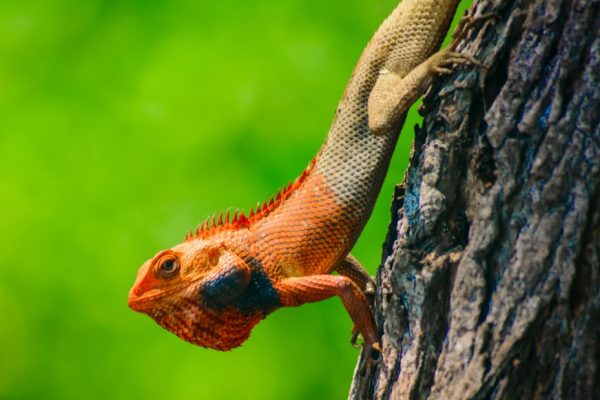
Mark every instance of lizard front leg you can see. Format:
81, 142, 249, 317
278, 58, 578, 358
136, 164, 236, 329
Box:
275, 275, 380, 357
368, 48, 476, 136
334, 255, 377, 348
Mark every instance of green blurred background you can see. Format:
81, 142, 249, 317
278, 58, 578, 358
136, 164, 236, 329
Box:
0, 0, 470, 398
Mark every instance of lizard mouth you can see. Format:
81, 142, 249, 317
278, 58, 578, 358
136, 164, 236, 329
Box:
128, 287, 180, 313
128, 291, 155, 313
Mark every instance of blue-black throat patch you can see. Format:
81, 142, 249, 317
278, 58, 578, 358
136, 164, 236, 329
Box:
200, 257, 281, 316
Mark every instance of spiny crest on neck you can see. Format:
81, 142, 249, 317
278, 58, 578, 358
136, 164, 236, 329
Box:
185, 157, 317, 241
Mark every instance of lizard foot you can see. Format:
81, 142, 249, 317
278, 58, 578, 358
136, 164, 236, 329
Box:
365, 280, 376, 299
365, 341, 381, 376
350, 329, 381, 362
429, 50, 480, 75
451, 13, 501, 49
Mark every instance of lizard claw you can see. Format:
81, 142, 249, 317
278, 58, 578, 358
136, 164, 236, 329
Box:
429, 49, 481, 76
451, 12, 501, 49
350, 328, 381, 361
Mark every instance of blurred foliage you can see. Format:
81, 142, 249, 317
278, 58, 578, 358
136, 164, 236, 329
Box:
0, 0, 470, 399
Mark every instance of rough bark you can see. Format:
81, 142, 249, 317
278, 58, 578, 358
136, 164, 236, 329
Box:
350, 0, 600, 399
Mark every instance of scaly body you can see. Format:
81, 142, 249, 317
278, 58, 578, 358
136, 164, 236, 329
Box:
129, 0, 468, 354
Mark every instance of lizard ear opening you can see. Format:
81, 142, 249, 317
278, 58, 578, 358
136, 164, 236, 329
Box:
207, 247, 222, 266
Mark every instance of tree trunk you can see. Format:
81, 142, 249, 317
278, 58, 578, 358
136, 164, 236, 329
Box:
350, 0, 600, 398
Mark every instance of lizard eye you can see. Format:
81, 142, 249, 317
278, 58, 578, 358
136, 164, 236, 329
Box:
154, 257, 180, 280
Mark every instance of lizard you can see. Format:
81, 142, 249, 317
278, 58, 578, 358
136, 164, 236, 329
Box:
128, 0, 474, 357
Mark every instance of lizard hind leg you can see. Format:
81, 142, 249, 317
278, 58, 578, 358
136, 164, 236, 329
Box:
334, 254, 376, 295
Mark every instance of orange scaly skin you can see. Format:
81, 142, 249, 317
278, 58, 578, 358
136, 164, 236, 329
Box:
129, 0, 468, 354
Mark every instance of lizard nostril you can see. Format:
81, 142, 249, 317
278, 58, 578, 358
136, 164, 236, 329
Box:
128, 287, 144, 311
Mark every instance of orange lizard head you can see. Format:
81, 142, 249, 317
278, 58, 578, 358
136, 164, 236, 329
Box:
128, 237, 267, 351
